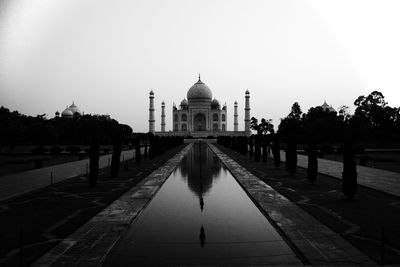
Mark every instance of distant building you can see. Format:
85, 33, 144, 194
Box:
320, 101, 336, 113
149, 75, 251, 137
58, 102, 83, 118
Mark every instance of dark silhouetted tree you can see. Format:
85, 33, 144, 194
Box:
135, 138, 141, 163
272, 135, 281, 168
254, 135, 261, 161
307, 139, 318, 184
249, 136, 254, 157
278, 102, 303, 137
110, 138, 122, 177
262, 136, 268, 164
342, 139, 357, 200
88, 140, 100, 187
285, 136, 297, 175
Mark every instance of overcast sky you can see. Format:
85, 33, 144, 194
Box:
1, 0, 399, 132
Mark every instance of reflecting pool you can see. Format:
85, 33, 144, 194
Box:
104, 143, 300, 265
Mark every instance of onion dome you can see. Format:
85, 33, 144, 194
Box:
320, 101, 336, 112
187, 75, 212, 100
211, 98, 220, 110
61, 107, 73, 118
68, 102, 81, 115
180, 98, 188, 106
55, 111, 60, 117
245, 89, 250, 95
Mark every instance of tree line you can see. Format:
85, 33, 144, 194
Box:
0, 106, 133, 146
278, 91, 400, 144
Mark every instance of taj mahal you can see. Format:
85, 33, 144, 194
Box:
149, 75, 251, 137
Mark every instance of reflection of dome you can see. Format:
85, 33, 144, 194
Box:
187, 77, 212, 100
180, 98, 188, 106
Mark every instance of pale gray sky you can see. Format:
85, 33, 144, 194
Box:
1, 0, 399, 132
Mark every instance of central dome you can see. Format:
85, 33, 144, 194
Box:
187, 77, 212, 100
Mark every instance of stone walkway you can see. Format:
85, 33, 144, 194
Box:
279, 151, 400, 197
32, 144, 192, 267
210, 144, 374, 265
0, 149, 137, 202
32, 143, 376, 265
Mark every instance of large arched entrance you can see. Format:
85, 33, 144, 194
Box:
194, 113, 206, 131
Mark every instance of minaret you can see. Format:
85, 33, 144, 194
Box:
149, 90, 155, 133
234, 101, 238, 132
161, 101, 166, 132
244, 90, 251, 135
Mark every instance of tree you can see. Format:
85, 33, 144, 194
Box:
353, 91, 387, 127
278, 102, 303, 137
250, 117, 274, 162
88, 140, 100, 187
307, 139, 318, 184
272, 135, 281, 168
338, 105, 351, 122
288, 102, 302, 120
250, 117, 274, 135
285, 136, 297, 175
110, 138, 122, 177
342, 139, 357, 200
302, 106, 343, 144
135, 138, 141, 163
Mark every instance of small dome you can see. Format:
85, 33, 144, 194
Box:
211, 99, 219, 105
245, 89, 250, 94
62, 108, 73, 118
180, 98, 188, 106
187, 77, 212, 100
320, 101, 336, 112
68, 102, 81, 115
150, 90, 154, 95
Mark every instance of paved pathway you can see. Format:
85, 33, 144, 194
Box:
210, 144, 374, 265
279, 151, 400, 198
0, 149, 138, 202
32, 142, 375, 265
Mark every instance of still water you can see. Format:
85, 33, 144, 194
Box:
105, 143, 300, 265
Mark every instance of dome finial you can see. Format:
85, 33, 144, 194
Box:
198, 73, 201, 81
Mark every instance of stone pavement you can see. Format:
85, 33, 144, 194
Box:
0, 149, 137, 202
32, 144, 192, 267
210, 144, 374, 265
279, 151, 400, 197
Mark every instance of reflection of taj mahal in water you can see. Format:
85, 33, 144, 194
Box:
149, 75, 251, 137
